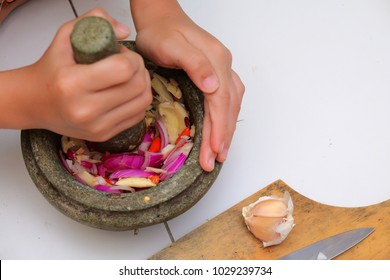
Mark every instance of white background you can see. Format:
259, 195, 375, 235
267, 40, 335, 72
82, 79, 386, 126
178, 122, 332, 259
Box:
0, 0, 389, 259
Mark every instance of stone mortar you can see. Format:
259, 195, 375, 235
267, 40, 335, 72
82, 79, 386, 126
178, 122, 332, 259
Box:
21, 41, 222, 231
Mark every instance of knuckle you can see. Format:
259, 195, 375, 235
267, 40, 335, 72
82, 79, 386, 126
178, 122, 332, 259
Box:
144, 89, 153, 106
114, 53, 145, 81
114, 56, 136, 79
154, 36, 183, 65
52, 68, 74, 97
209, 40, 232, 63
52, 68, 73, 93
157, 37, 175, 55
130, 70, 147, 91
81, 121, 115, 142
64, 106, 93, 126
135, 111, 147, 125
86, 125, 109, 141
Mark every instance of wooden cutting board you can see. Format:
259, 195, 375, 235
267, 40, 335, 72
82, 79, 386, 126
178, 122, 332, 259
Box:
149, 180, 389, 260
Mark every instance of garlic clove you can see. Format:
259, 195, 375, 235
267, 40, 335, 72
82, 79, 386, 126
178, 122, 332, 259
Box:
252, 199, 288, 218
245, 216, 284, 242
115, 177, 157, 188
242, 191, 294, 247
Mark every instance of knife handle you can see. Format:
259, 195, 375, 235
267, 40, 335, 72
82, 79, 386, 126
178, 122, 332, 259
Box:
70, 16, 145, 153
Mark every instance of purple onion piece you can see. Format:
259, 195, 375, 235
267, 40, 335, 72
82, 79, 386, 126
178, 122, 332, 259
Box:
94, 185, 122, 193
109, 169, 155, 179
141, 151, 164, 169
156, 119, 169, 149
160, 153, 187, 181
103, 154, 144, 171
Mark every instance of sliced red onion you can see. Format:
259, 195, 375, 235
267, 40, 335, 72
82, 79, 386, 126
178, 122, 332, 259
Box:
110, 185, 136, 192
103, 154, 144, 171
164, 141, 193, 167
97, 164, 107, 177
90, 163, 98, 176
59, 150, 73, 174
94, 185, 122, 193
109, 169, 155, 179
160, 153, 187, 181
141, 151, 164, 169
137, 127, 154, 156
66, 149, 76, 161
184, 116, 191, 128
81, 161, 93, 169
161, 144, 175, 159
155, 119, 169, 149
161, 135, 186, 166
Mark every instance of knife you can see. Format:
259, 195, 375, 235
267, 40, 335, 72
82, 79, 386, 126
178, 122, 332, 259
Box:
278, 227, 375, 260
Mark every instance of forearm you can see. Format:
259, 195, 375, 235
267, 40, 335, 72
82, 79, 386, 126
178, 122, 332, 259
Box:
0, 66, 43, 129
130, 0, 188, 30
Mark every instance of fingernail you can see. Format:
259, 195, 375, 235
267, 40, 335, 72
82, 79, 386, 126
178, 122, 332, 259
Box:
219, 148, 229, 162
207, 157, 215, 171
116, 21, 130, 35
202, 75, 219, 93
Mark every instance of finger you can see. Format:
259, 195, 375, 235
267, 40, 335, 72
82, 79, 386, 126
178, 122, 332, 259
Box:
92, 68, 152, 118
199, 101, 217, 172
204, 79, 232, 155
93, 63, 152, 110
75, 47, 146, 92
80, 111, 146, 142
216, 70, 245, 162
80, 89, 150, 142
153, 35, 220, 94
104, 111, 147, 142
166, 40, 232, 156
60, 66, 150, 132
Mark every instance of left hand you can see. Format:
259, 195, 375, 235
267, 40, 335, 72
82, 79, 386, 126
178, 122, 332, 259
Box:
134, 8, 245, 172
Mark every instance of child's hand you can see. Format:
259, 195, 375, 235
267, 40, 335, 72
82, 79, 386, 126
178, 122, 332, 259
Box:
132, 3, 245, 171
30, 8, 152, 141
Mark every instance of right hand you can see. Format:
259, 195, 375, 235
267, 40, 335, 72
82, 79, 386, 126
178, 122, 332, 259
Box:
30, 8, 152, 141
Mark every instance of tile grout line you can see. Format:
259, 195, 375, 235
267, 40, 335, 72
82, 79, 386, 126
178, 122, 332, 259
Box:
164, 221, 175, 243
67, 0, 78, 18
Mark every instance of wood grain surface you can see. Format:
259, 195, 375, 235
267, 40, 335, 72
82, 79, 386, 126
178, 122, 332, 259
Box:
149, 180, 389, 260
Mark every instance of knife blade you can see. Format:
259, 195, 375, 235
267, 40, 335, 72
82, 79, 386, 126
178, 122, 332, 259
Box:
278, 227, 375, 260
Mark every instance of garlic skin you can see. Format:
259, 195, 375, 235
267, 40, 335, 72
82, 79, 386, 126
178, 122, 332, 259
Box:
242, 191, 294, 247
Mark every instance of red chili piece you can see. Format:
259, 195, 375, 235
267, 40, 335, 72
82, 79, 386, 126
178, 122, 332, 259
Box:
148, 136, 161, 152
175, 127, 191, 144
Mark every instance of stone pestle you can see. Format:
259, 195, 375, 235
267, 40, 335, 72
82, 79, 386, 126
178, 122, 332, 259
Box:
70, 16, 146, 153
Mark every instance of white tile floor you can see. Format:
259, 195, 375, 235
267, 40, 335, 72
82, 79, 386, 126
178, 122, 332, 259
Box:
1, 0, 390, 259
